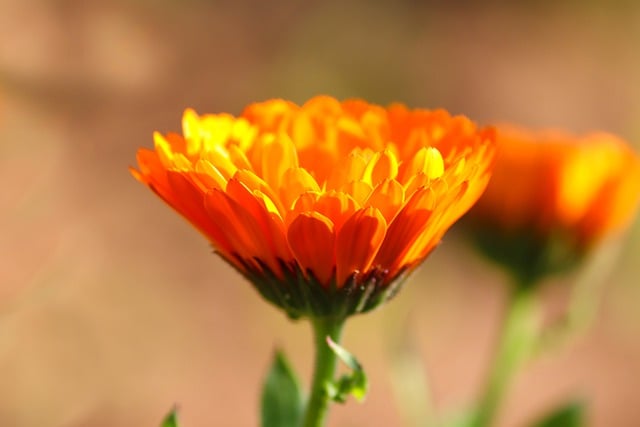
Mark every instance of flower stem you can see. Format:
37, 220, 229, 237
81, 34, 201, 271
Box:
471, 286, 539, 427
302, 317, 346, 427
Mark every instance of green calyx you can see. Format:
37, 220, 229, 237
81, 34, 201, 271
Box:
223, 255, 409, 320
468, 226, 583, 288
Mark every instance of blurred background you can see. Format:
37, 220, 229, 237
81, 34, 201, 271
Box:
1, 0, 640, 426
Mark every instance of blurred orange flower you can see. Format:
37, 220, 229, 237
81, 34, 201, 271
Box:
466, 126, 640, 282
132, 96, 495, 317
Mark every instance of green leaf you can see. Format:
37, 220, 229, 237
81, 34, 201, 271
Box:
261, 349, 304, 427
161, 408, 180, 427
326, 336, 368, 403
531, 401, 585, 427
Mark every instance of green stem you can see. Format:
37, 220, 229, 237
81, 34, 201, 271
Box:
471, 286, 539, 427
302, 317, 346, 427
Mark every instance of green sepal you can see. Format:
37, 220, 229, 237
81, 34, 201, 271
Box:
160, 408, 180, 427
530, 401, 585, 427
325, 336, 368, 403
466, 226, 582, 289
261, 349, 304, 427
223, 255, 409, 319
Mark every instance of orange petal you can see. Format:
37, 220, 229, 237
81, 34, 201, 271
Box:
336, 207, 387, 286
373, 187, 435, 275
365, 179, 405, 223
226, 179, 293, 268
153, 132, 176, 167
260, 133, 298, 190
227, 144, 254, 171
256, 194, 296, 265
287, 212, 336, 286
234, 169, 286, 217
280, 167, 321, 210
290, 110, 316, 149
340, 180, 372, 206
204, 189, 271, 271
201, 146, 237, 180
194, 159, 228, 190
363, 149, 399, 186
286, 192, 321, 229
134, 148, 167, 187
313, 191, 358, 234
403, 172, 430, 198
166, 172, 232, 254
326, 150, 368, 190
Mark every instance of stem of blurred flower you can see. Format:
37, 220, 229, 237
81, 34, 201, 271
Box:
302, 317, 346, 427
535, 243, 616, 356
471, 286, 539, 427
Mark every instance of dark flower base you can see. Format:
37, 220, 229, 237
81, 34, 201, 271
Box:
466, 225, 583, 288
222, 254, 409, 320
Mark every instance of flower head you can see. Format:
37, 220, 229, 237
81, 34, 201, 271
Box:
132, 96, 495, 318
465, 126, 640, 284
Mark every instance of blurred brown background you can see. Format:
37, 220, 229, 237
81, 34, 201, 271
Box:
1, 1, 640, 426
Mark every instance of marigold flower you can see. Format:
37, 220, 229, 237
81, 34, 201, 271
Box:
132, 96, 495, 318
465, 126, 640, 283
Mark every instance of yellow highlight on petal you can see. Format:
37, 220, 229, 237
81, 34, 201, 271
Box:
195, 159, 228, 190
557, 142, 619, 224
281, 167, 321, 209
363, 149, 399, 186
423, 147, 444, 180
254, 190, 281, 217
201, 147, 237, 180
200, 114, 235, 147
401, 147, 444, 184
230, 118, 256, 149
153, 132, 174, 167
182, 109, 202, 156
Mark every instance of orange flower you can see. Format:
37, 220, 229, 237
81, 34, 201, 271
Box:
132, 96, 495, 318
466, 126, 640, 282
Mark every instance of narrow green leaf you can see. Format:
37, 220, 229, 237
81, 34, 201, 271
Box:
531, 401, 585, 427
261, 349, 304, 427
161, 408, 180, 427
326, 337, 368, 403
